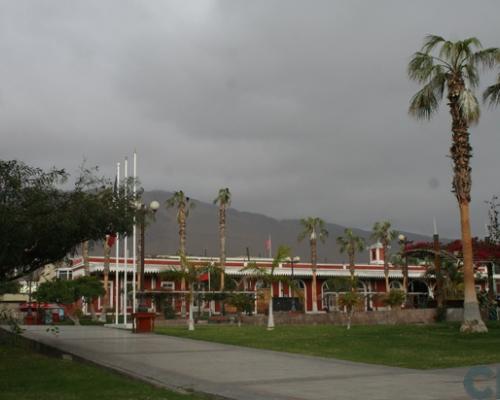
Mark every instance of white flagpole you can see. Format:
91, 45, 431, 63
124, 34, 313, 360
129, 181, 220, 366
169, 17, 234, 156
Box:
268, 234, 272, 258
123, 158, 128, 325
132, 151, 137, 313
115, 162, 120, 325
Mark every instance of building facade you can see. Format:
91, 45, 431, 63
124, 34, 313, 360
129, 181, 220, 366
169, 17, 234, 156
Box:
62, 243, 496, 317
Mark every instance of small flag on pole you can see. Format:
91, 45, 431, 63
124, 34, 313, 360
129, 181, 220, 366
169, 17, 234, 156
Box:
265, 234, 272, 258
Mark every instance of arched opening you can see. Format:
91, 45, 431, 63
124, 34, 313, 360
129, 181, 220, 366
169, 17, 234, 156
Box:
408, 279, 430, 308
390, 280, 403, 290
322, 279, 369, 312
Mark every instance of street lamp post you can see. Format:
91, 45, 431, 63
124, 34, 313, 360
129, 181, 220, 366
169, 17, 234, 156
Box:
288, 256, 300, 312
137, 200, 160, 312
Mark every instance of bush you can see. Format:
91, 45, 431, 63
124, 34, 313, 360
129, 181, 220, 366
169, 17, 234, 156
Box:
435, 306, 447, 322
383, 290, 406, 308
163, 302, 176, 319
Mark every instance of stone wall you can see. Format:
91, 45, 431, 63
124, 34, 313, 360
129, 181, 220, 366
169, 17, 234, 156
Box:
241, 309, 437, 326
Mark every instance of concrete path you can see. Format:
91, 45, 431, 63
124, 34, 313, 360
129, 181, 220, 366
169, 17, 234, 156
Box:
16, 325, 493, 400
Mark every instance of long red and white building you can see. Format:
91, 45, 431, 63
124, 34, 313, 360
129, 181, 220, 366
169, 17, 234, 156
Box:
59, 242, 497, 318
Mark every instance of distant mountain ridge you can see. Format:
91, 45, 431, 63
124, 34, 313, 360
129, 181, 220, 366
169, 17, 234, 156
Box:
116, 190, 446, 264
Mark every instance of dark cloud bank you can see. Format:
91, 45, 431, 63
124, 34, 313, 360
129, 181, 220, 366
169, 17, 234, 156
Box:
1, 1, 500, 239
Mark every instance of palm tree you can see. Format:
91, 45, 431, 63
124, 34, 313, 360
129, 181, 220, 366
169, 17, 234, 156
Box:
371, 221, 397, 293
166, 191, 194, 318
213, 188, 231, 292
336, 229, 365, 283
298, 217, 329, 312
243, 245, 291, 330
408, 35, 500, 332
161, 255, 203, 331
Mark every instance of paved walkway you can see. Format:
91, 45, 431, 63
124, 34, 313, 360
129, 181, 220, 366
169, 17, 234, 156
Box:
16, 325, 491, 400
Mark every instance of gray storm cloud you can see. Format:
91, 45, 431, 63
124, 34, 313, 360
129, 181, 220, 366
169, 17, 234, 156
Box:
0, 0, 499, 238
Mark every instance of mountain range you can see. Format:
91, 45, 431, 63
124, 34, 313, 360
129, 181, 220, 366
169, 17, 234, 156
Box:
120, 190, 445, 264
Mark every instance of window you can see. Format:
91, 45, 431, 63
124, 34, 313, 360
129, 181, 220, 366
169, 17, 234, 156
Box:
160, 281, 175, 290
57, 270, 72, 280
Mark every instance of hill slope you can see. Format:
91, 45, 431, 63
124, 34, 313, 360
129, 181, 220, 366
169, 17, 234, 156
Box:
128, 190, 441, 263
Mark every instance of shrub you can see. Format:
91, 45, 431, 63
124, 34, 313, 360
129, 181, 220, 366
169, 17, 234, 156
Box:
163, 302, 176, 319
383, 290, 406, 308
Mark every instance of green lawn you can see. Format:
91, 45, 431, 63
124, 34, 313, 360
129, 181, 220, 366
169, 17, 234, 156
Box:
155, 322, 500, 369
0, 342, 212, 400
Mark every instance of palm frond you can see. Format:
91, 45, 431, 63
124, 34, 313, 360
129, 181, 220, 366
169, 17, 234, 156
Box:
483, 74, 500, 107
422, 34, 445, 54
407, 52, 435, 83
463, 62, 479, 88
438, 40, 454, 61
472, 48, 500, 69
408, 83, 439, 120
463, 37, 483, 51
458, 89, 481, 124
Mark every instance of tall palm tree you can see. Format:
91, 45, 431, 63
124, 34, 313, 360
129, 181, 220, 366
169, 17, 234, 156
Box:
408, 35, 500, 333
336, 229, 365, 284
371, 221, 397, 293
213, 188, 231, 292
166, 191, 194, 318
298, 217, 329, 312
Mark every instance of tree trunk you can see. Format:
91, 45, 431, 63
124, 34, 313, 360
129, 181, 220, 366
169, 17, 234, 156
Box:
82, 241, 89, 276
347, 308, 352, 330
89, 302, 97, 321
459, 202, 488, 333
220, 205, 226, 291
188, 286, 195, 331
100, 239, 111, 322
383, 243, 390, 293
179, 207, 187, 318
267, 287, 274, 330
349, 253, 355, 292
446, 78, 487, 333
402, 258, 408, 294
311, 239, 318, 312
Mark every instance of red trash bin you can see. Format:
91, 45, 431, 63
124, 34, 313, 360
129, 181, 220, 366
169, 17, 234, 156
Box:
132, 312, 156, 333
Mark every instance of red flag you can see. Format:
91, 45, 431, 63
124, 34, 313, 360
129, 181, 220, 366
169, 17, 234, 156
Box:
265, 237, 272, 252
198, 272, 209, 282
106, 234, 117, 248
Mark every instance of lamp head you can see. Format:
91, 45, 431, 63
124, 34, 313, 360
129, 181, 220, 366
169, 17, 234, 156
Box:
149, 200, 160, 211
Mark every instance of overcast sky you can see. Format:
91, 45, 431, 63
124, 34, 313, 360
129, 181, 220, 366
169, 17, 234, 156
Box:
1, 1, 500, 238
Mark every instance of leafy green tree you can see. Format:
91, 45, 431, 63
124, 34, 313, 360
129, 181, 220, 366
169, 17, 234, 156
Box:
408, 35, 500, 333
35, 276, 105, 324
0, 160, 137, 281
226, 293, 254, 327
214, 188, 231, 292
0, 280, 20, 295
74, 276, 105, 321
166, 191, 194, 318
383, 290, 406, 309
371, 221, 398, 293
298, 217, 328, 312
336, 229, 365, 282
